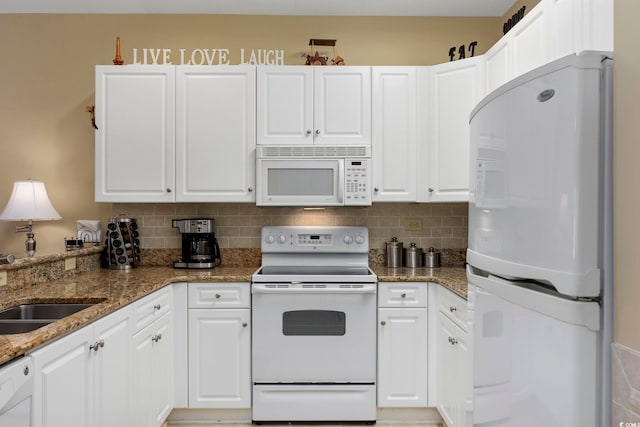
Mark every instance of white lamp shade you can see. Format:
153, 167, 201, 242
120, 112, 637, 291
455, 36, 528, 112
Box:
0, 180, 62, 221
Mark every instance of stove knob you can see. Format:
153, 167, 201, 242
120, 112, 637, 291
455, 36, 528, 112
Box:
344, 235, 353, 244
355, 235, 365, 245
278, 234, 287, 244
265, 234, 275, 244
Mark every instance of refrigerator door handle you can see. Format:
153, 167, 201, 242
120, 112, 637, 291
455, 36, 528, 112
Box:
467, 265, 600, 332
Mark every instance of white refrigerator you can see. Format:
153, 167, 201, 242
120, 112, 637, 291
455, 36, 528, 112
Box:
467, 51, 613, 427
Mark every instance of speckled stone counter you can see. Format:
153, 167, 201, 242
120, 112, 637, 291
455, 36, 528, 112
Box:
0, 262, 468, 367
372, 265, 468, 299
0, 266, 256, 366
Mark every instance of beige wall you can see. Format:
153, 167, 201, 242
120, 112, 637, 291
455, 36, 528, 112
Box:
614, 0, 640, 351
0, 14, 502, 257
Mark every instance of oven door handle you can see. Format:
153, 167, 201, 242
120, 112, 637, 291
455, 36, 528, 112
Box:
252, 283, 377, 294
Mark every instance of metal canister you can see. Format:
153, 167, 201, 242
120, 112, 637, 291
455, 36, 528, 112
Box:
385, 237, 403, 268
423, 247, 441, 268
405, 243, 423, 268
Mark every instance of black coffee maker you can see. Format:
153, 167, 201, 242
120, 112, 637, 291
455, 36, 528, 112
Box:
172, 218, 221, 269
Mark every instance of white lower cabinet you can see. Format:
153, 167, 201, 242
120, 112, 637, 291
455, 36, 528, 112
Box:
377, 282, 428, 407
32, 306, 134, 427
132, 289, 174, 427
188, 282, 251, 408
435, 286, 471, 427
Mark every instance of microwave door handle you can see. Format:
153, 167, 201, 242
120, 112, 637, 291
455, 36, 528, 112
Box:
337, 160, 344, 204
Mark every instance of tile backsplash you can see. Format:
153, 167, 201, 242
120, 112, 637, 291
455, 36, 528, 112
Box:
112, 202, 468, 252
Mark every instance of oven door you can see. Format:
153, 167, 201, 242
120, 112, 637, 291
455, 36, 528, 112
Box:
251, 283, 376, 383
256, 159, 344, 206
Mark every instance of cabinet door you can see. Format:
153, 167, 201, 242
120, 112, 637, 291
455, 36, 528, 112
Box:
133, 313, 173, 427
436, 311, 469, 427
176, 66, 256, 201
32, 326, 94, 427
484, 37, 511, 94
371, 67, 417, 201
188, 309, 251, 408
418, 56, 485, 203
436, 311, 457, 427
510, 5, 549, 79
257, 66, 313, 145
314, 66, 371, 145
95, 65, 175, 202
93, 307, 133, 427
377, 308, 428, 407
153, 314, 174, 424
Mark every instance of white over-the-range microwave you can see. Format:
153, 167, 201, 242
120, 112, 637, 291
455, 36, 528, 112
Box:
256, 145, 371, 206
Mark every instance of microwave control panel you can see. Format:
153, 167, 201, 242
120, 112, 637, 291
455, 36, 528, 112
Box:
345, 159, 371, 205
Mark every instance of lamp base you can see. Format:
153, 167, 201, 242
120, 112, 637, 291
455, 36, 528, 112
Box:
25, 231, 36, 257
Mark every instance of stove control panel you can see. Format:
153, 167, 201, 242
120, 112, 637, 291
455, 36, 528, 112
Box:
261, 226, 368, 253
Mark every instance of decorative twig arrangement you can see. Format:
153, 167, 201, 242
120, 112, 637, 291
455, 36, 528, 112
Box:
86, 105, 98, 130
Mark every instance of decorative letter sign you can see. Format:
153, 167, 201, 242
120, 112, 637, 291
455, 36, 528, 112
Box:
131, 47, 285, 65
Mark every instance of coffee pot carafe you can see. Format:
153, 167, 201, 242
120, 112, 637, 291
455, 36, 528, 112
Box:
172, 218, 221, 269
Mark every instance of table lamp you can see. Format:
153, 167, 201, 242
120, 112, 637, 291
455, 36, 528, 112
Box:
0, 180, 62, 257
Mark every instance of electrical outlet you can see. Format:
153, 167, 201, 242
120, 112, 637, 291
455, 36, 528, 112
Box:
0, 271, 7, 287
65, 257, 77, 271
403, 218, 423, 231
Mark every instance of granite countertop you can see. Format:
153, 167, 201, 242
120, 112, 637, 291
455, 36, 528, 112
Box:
0, 266, 256, 366
0, 264, 467, 366
372, 266, 468, 299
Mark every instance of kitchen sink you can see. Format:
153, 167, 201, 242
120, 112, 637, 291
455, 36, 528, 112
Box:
0, 320, 54, 335
0, 302, 103, 335
0, 303, 97, 320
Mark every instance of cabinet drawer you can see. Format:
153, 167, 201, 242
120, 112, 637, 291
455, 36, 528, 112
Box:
188, 282, 250, 309
378, 282, 428, 308
132, 286, 172, 333
437, 285, 468, 331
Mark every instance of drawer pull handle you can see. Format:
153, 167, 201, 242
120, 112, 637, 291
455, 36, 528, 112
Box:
401, 293, 407, 298
154, 304, 161, 310
449, 306, 457, 312
90, 340, 105, 352
215, 294, 221, 299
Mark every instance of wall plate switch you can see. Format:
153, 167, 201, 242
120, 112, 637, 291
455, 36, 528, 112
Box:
65, 257, 77, 271
403, 218, 423, 231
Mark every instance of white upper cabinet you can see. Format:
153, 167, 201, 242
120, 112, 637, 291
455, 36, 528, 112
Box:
418, 56, 485, 203
175, 66, 256, 202
257, 66, 371, 145
371, 67, 417, 202
257, 66, 313, 145
484, 0, 613, 94
510, 5, 548, 78
95, 65, 175, 202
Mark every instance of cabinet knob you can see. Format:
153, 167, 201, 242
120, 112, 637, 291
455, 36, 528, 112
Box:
374, 187, 379, 192
215, 293, 221, 299
166, 188, 172, 193
306, 130, 312, 135
315, 129, 320, 135
154, 304, 161, 310
242, 322, 248, 327
152, 333, 163, 343
448, 337, 458, 345
401, 293, 407, 298
449, 306, 457, 312
428, 188, 434, 193
248, 187, 253, 192
380, 320, 386, 326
